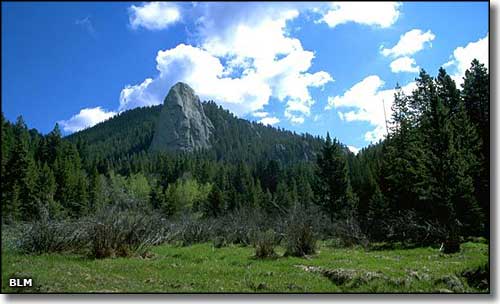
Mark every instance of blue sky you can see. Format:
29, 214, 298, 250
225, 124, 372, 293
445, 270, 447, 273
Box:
2, 2, 488, 152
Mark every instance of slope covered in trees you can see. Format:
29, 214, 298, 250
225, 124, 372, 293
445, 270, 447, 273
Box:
67, 100, 326, 170
1, 59, 489, 252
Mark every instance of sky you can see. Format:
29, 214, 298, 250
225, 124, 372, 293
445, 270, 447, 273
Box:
2, 2, 489, 153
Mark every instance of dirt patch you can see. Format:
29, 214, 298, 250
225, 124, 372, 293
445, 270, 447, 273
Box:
295, 265, 386, 287
434, 275, 465, 292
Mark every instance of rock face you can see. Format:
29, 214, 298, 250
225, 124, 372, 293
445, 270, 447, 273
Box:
150, 82, 214, 152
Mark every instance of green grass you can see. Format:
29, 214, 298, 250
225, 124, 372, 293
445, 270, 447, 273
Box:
1, 242, 488, 293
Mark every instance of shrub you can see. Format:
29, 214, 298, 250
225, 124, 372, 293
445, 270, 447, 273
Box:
253, 229, 277, 259
331, 217, 368, 248
89, 206, 163, 258
213, 236, 227, 248
385, 210, 446, 247
18, 219, 86, 254
172, 215, 212, 246
284, 207, 317, 257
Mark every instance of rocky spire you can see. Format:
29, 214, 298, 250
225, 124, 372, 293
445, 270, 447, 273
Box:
150, 82, 214, 152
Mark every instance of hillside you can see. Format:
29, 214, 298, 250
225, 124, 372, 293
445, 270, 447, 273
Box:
67, 90, 327, 169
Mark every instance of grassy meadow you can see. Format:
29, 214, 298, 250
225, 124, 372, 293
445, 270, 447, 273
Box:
1, 240, 488, 293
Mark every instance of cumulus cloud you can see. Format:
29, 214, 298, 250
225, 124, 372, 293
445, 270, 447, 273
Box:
390, 56, 419, 73
119, 44, 272, 115
443, 34, 488, 85
259, 116, 280, 126
381, 29, 435, 57
320, 2, 401, 28
59, 107, 116, 133
129, 2, 181, 30
326, 75, 416, 142
121, 4, 333, 124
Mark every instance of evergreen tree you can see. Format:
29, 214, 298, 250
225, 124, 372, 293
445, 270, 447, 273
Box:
203, 185, 223, 217
37, 162, 61, 218
315, 133, 355, 220
5, 117, 40, 221
88, 166, 104, 212
461, 59, 489, 236
1, 114, 15, 221
462, 59, 489, 148
366, 186, 389, 241
261, 160, 281, 193
275, 180, 292, 211
39, 123, 62, 165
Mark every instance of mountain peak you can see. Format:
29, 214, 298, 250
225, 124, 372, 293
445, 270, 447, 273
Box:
149, 82, 214, 152
171, 81, 193, 91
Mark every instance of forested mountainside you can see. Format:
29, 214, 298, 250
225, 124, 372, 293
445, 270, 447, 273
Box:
66, 99, 326, 172
1, 60, 489, 253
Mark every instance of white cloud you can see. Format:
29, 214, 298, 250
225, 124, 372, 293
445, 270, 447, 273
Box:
129, 2, 181, 30
381, 29, 435, 57
443, 34, 488, 85
347, 145, 360, 154
320, 2, 401, 28
284, 109, 305, 124
119, 44, 272, 115
259, 116, 280, 126
119, 78, 155, 110
59, 107, 116, 133
121, 4, 333, 123
389, 56, 419, 73
252, 111, 269, 118
326, 75, 416, 142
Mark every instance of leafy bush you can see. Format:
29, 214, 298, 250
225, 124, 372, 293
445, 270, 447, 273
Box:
253, 229, 277, 259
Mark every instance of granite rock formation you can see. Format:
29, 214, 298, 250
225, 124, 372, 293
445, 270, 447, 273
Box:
150, 82, 214, 152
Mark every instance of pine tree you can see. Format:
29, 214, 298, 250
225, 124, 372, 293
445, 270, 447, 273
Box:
418, 68, 481, 249
275, 180, 292, 211
74, 172, 89, 216
261, 160, 281, 193
39, 123, 62, 165
381, 82, 428, 240
1, 114, 15, 221
462, 59, 489, 146
37, 162, 60, 218
449, 98, 484, 236
204, 185, 223, 218
436, 67, 461, 115
88, 166, 104, 212
315, 133, 355, 220
461, 59, 489, 237
4, 117, 40, 221
366, 186, 389, 241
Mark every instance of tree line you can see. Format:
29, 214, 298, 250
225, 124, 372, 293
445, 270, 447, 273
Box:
1, 59, 488, 251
